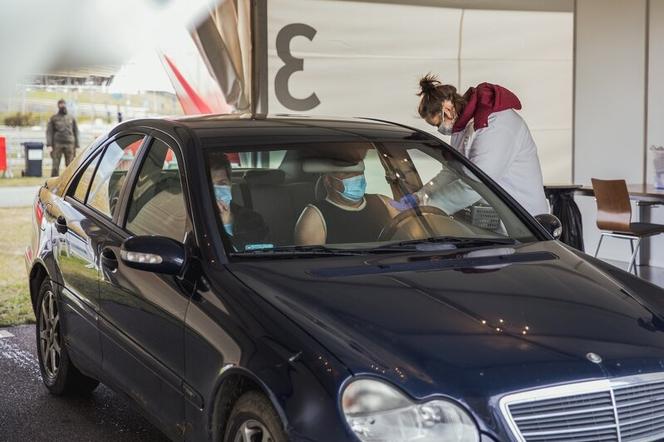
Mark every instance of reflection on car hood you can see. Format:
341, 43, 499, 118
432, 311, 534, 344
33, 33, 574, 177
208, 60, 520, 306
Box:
228, 241, 664, 428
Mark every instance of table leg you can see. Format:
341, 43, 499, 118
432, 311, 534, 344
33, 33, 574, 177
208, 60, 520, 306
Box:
637, 202, 659, 266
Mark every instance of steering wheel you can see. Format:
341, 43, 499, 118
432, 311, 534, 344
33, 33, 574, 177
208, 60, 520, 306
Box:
378, 206, 451, 242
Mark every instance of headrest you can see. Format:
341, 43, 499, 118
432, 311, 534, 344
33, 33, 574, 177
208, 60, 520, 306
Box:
242, 169, 285, 185
302, 159, 365, 173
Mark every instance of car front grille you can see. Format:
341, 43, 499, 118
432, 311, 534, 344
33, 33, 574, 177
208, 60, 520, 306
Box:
500, 373, 664, 442
614, 378, 664, 441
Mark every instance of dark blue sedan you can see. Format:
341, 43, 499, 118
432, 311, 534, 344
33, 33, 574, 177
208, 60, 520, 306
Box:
25, 115, 664, 441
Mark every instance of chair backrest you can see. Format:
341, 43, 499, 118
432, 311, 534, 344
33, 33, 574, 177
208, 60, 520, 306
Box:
591, 178, 631, 232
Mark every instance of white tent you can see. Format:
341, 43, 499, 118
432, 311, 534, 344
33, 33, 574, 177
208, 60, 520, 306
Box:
262, 0, 573, 182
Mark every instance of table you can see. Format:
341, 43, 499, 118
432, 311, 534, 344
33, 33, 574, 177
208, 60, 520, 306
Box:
575, 183, 664, 203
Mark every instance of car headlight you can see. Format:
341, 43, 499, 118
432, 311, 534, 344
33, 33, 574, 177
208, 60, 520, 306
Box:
342, 378, 479, 442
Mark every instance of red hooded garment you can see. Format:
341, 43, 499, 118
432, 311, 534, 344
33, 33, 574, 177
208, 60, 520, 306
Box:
452, 83, 522, 133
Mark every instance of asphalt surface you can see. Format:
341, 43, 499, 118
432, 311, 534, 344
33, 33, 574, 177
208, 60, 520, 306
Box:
0, 324, 168, 442
0, 186, 39, 207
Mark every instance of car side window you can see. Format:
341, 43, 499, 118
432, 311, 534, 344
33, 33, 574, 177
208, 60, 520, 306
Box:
125, 139, 188, 242
71, 154, 101, 202
363, 149, 393, 196
87, 135, 145, 218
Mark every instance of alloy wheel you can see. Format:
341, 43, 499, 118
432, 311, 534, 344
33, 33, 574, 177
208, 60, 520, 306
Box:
233, 419, 274, 442
39, 289, 61, 380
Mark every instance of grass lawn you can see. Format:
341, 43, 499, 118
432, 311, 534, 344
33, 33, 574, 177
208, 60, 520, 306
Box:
0, 206, 34, 326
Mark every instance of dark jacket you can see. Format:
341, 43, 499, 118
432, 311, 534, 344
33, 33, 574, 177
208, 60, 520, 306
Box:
47, 112, 79, 147
228, 202, 269, 249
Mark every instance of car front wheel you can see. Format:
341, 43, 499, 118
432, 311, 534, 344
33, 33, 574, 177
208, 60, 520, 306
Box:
224, 391, 287, 442
36, 277, 99, 395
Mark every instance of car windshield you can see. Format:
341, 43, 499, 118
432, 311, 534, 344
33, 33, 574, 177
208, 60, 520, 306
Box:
204, 141, 538, 256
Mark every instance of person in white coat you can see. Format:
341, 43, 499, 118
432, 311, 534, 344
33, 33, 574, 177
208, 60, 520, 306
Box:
394, 75, 549, 216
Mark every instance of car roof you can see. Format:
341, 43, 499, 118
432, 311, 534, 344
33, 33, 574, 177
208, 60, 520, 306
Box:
110, 114, 435, 148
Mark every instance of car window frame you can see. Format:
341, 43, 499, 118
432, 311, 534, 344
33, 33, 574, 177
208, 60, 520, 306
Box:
115, 130, 194, 244
67, 149, 102, 204
57, 134, 107, 198
61, 131, 149, 237
90, 134, 148, 220
63, 138, 108, 201
87, 132, 149, 221
64, 130, 149, 219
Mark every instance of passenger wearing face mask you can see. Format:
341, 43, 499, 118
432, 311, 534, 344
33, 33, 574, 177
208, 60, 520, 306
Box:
294, 158, 398, 246
394, 75, 548, 217
209, 152, 268, 249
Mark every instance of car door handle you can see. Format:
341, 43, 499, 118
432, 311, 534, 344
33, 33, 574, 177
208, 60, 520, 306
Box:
55, 215, 68, 234
101, 247, 119, 272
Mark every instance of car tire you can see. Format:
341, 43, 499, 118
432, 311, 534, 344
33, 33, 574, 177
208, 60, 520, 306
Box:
35, 277, 99, 396
224, 391, 287, 442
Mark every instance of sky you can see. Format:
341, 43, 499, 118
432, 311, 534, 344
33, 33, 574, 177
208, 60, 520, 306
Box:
0, 0, 222, 96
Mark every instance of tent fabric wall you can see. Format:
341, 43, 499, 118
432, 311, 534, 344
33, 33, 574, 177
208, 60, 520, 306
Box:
266, 0, 573, 183
648, 0, 664, 184
573, 0, 647, 185
574, 0, 664, 267
330, 0, 574, 13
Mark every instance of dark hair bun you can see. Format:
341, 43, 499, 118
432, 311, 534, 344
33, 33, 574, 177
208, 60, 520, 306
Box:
418, 74, 441, 96
417, 75, 464, 120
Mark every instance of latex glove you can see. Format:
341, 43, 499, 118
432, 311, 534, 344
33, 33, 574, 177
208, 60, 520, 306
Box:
389, 193, 419, 211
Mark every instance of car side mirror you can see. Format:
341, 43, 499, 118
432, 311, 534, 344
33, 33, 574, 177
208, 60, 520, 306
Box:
534, 213, 563, 240
120, 235, 186, 275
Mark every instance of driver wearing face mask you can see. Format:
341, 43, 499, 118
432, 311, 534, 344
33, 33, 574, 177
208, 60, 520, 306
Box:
294, 159, 398, 246
209, 152, 268, 249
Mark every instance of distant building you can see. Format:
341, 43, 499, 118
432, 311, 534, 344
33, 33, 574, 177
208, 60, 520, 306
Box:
29, 66, 117, 87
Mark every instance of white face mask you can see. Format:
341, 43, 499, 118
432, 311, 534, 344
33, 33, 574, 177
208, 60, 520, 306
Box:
437, 121, 454, 136
437, 106, 456, 136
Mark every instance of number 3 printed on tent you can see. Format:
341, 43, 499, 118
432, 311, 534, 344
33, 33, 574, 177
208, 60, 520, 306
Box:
275, 23, 321, 111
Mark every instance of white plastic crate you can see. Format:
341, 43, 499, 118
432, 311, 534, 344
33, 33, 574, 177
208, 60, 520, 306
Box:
652, 146, 664, 189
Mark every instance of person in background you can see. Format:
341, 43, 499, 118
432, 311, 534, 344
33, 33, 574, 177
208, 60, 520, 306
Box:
46, 99, 79, 177
209, 151, 268, 250
394, 75, 548, 216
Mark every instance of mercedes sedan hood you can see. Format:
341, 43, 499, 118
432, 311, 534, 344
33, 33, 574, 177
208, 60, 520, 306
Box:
228, 241, 664, 427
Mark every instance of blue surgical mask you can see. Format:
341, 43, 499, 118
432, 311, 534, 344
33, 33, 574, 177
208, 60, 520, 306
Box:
337, 174, 367, 202
214, 185, 232, 206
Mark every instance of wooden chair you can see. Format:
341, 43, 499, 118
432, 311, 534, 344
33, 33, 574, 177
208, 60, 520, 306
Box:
592, 179, 664, 274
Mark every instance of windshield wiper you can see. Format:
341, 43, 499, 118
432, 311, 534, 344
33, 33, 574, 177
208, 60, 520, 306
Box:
368, 236, 518, 252
230, 238, 518, 258
230, 244, 366, 258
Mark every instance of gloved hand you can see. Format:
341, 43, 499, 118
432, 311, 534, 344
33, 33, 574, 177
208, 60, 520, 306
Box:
389, 193, 420, 211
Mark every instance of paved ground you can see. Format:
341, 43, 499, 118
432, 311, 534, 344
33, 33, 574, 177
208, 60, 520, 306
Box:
0, 186, 39, 207
0, 325, 168, 442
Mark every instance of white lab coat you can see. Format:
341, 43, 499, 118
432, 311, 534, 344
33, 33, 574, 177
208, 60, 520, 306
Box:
419, 109, 549, 216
